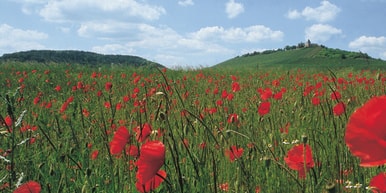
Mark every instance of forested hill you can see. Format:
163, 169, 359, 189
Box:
0, 50, 164, 68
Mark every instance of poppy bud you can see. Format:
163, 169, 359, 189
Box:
302, 134, 308, 144
325, 182, 336, 193
263, 156, 271, 169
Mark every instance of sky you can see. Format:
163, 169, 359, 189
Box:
0, 0, 386, 68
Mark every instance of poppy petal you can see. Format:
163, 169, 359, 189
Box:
136, 141, 165, 184
136, 123, 152, 142
110, 126, 130, 155
136, 170, 167, 193
369, 172, 386, 193
13, 181, 41, 193
284, 144, 314, 179
345, 96, 386, 167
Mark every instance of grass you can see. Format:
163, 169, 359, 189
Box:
0, 62, 384, 192
214, 46, 386, 71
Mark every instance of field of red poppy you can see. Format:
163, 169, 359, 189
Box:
0, 63, 385, 193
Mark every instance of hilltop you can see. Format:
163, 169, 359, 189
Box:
213, 44, 386, 70
0, 50, 164, 68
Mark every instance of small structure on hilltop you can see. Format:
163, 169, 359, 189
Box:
305, 39, 311, 48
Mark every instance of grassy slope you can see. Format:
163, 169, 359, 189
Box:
213, 46, 386, 71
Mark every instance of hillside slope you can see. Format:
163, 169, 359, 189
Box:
0, 50, 164, 68
214, 46, 386, 70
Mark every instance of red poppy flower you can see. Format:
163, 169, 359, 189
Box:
232, 82, 240, 92
4, 115, 12, 127
126, 145, 139, 157
135, 123, 152, 142
110, 126, 130, 155
225, 145, 244, 162
136, 141, 165, 184
13, 181, 41, 193
227, 93, 234, 101
333, 102, 345, 116
90, 150, 99, 160
104, 101, 111, 109
259, 88, 272, 101
369, 172, 386, 193
136, 169, 167, 193
54, 85, 61, 92
258, 101, 271, 116
345, 96, 386, 167
105, 82, 113, 91
311, 97, 320, 106
216, 99, 223, 106
273, 92, 283, 100
284, 144, 315, 179
227, 113, 239, 124
221, 89, 228, 99
218, 182, 229, 191
330, 91, 341, 100
33, 97, 40, 105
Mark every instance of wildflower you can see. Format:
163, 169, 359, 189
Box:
13, 181, 41, 193
273, 91, 283, 100
54, 85, 61, 92
136, 170, 166, 193
136, 141, 165, 185
225, 145, 244, 162
104, 101, 111, 109
330, 91, 341, 100
333, 102, 345, 116
284, 144, 315, 179
221, 89, 228, 99
4, 116, 12, 127
105, 82, 113, 91
135, 123, 152, 143
311, 97, 320, 106
227, 113, 239, 124
369, 172, 386, 193
110, 126, 130, 155
258, 101, 271, 116
232, 82, 240, 92
33, 97, 40, 105
126, 145, 139, 157
90, 150, 99, 160
219, 182, 229, 191
345, 96, 386, 166
259, 88, 272, 101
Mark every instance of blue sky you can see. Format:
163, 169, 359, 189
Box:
1, 0, 385, 68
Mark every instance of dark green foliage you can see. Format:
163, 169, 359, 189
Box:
0, 50, 165, 68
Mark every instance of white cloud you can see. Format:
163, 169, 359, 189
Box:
348, 36, 386, 48
305, 24, 342, 42
287, 1, 340, 22
286, 9, 301, 19
349, 36, 386, 59
225, 0, 244, 19
178, 0, 194, 6
38, 0, 166, 22
92, 44, 136, 55
77, 21, 139, 39
190, 25, 283, 42
381, 51, 386, 60
0, 24, 47, 54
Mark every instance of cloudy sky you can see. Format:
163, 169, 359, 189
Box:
1, 0, 385, 68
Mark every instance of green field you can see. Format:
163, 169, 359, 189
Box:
214, 46, 386, 71
0, 62, 385, 192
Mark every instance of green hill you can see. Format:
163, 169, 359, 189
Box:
0, 50, 165, 68
213, 45, 386, 70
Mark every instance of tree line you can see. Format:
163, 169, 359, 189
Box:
0, 50, 164, 68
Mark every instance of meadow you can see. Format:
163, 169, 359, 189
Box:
0, 62, 385, 192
